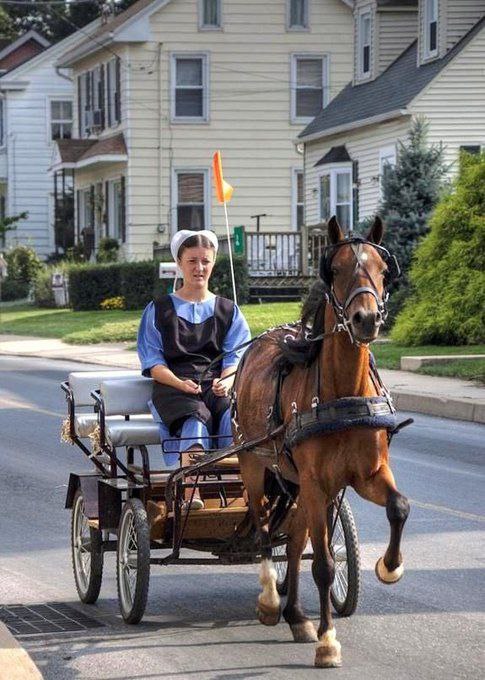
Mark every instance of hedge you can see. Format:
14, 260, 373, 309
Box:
67, 253, 249, 311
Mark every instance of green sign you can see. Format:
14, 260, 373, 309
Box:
233, 225, 245, 255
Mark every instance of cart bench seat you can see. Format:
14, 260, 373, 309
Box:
105, 418, 162, 447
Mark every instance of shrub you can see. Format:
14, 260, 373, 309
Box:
1, 245, 42, 301
392, 152, 485, 345
100, 296, 126, 310
211, 254, 249, 304
0, 278, 29, 301
68, 263, 122, 311
120, 261, 160, 310
97, 238, 120, 263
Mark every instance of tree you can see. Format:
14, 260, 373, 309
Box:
392, 152, 485, 345
380, 116, 448, 320
0, 211, 28, 245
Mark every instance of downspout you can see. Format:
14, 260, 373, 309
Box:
55, 66, 72, 82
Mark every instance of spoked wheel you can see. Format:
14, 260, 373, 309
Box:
116, 497, 150, 624
329, 497, 360, 617
71, 489, 103, 604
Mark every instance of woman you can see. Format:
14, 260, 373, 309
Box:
137, 229, 251, 509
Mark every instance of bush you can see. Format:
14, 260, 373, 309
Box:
392, 152, 485, 345
100, 296, 126, 310
121, 261, 160, 310
211, 254, 249, 304
4, 245, 42, 285
68, 263, 122, 311
97, 238, 120, 263
0, 278, 29, 301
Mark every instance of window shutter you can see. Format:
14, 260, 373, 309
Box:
76, 189, 81, 240
115, 58, 121, 123
105, 181, 110, 236
77, 76, 82, 137
89, 185, 95, 228
100, 64, 105, 128
352, 160, 359, 228
106, 61, 112, 127
120, 176, 126, 242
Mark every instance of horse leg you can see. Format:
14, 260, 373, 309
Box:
240, 457, 281, 626
282, 505, 318, 643
301, 481, 342, 668
354, 462, 410, 584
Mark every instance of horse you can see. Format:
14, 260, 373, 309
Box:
234, 215, 410, 668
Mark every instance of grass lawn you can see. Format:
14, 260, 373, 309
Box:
1, 303, 483, 382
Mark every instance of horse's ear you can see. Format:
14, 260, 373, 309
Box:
366, 215, 384, 245
327, 215, 344, 244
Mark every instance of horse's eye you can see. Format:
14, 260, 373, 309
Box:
331, 267, 338, 275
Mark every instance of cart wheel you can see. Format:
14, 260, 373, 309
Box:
71, 489, 103, 604
272, 542, 288, 595
116, 497, 150, 624
329, 497, 360, 617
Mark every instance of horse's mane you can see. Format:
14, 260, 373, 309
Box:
277, 280, 327, 368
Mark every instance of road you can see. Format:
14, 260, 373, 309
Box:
0, 355, 483, 680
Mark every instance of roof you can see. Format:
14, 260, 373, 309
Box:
314, 146, 352, 166
54, 134, 127, 168
300, 14, 485, 141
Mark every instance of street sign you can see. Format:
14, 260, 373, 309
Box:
233, 225, 245, 255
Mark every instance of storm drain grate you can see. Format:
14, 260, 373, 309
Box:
0, 602, 105, 637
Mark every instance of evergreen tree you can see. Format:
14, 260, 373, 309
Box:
380, 117, 448, 320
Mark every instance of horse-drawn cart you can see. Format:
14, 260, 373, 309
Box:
61, 370, 361, 625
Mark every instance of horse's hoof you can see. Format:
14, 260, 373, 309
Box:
256, 601, 281, 626
375, 556, 404, 584
290, 620, 318, 643
315, 629, 342, 668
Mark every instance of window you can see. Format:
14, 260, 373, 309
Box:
288, 0, 308, 30
319, 167, 353, 231
425, 0, 438, 57
358, 11, 372, 78
107, 179, 124, 240
379, 145, 396, 195
291, 55, 328, 123
174, 171, 207, 231
50, 100, 73, 140
172, 55, 208, 122
292, 170, 304, 230
107, 58, 121, 127
79, 187, 93, 232
200, 0, 221, 29
460, 145, 481, 155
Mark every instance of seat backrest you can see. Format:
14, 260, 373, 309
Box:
100, 376, 153, 416
69, 370, 140, 406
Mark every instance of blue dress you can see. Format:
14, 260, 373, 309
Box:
137, 294, 251, 466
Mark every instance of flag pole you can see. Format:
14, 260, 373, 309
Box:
223, 199, 238, 306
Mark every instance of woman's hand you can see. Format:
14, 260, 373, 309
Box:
212, 377, 229, 397
180, 379, 201, 395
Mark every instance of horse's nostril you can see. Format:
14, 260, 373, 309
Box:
354, 311, 363, 324
376, 310, 383, 324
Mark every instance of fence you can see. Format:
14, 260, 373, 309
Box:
153, 224, 328, 277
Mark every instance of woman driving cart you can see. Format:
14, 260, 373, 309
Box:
137, 229, 250, 509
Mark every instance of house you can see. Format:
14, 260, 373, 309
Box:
51, 0, 355, 262
299, 0, 485, 232
0, 24, 101, 258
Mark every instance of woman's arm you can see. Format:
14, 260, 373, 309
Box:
151, 365, 200, 394
212, 365, 237, 397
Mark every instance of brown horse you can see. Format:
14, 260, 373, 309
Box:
234, 215, 409, 668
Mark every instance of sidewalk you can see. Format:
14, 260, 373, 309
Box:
1, 334, 484, 424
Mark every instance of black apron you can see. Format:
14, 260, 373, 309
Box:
152, 295, 234, 435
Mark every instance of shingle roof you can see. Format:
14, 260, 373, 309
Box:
314, 146, 352, 166
56, 134, 127, 164
300, 15, 485, 140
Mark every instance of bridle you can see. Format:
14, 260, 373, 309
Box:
319, 237, 400, 345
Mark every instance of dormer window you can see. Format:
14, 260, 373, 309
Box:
358, 10, 372, 79
288, 0, 308, 30
425, 0, 438, 57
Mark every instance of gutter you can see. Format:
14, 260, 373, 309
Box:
297, 109, 410, 144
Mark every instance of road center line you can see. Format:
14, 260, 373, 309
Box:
410, 498, 485, 522
393, 452, 485, 479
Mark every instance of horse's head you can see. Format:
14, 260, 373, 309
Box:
320, 215, 400, 344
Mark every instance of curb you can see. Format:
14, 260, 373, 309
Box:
0, 622, 43, 679
391, 389, 485, 424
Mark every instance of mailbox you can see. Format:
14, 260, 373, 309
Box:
159, 262, 178, 279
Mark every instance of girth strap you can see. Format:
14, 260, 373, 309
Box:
285, 396, 397, 449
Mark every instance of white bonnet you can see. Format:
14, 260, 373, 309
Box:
170, 229, 219, 261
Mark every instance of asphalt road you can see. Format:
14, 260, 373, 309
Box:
0, 355, 484, 680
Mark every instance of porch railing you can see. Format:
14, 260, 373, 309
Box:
153, 224, 328, 277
